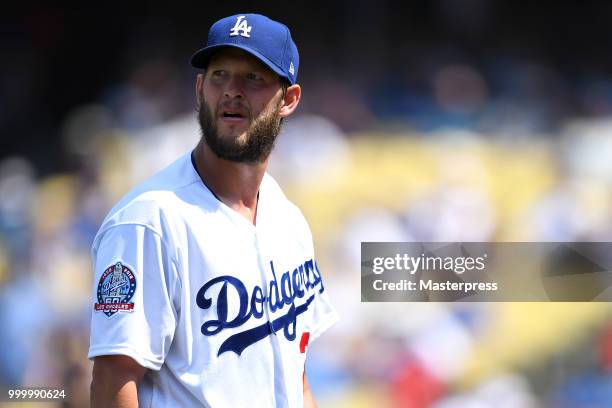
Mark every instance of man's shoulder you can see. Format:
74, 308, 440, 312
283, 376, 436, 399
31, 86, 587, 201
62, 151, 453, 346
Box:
263, 173, 297, 211
263, 172, 311, 233
97, 153, 200, 237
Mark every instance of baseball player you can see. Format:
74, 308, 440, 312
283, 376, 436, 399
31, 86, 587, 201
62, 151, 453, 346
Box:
89, 13, 338, 408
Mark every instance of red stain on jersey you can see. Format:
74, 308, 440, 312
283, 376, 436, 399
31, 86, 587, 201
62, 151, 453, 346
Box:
299, 332, 310, 353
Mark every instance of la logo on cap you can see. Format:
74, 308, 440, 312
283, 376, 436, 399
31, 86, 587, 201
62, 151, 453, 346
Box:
230, 15, 252, 38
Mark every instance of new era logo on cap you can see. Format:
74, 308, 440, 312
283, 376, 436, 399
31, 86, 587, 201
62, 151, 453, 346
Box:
190, 13, 300, 85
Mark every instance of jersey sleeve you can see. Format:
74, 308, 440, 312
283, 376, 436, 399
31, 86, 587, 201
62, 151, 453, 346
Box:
288, 203, 339, 344
307, 260, 339, 343
88, 223, 180, 371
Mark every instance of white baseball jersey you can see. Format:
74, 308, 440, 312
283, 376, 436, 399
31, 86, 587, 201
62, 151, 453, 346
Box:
88, 151, 338, 407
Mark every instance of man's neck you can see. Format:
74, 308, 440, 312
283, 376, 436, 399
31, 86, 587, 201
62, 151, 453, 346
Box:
192, 140, 267, 225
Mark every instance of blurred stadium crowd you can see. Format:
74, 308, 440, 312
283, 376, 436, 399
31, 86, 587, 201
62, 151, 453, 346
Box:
2, 2, 612, 407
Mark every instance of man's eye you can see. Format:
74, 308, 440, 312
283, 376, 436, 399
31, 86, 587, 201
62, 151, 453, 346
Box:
247, 73, 262, 81
212, 70, 227, 78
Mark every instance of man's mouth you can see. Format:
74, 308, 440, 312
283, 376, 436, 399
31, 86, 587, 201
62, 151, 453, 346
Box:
220, 110, 248, 123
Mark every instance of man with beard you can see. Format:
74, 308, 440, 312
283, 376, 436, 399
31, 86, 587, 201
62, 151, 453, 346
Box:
89, 13, 338, 408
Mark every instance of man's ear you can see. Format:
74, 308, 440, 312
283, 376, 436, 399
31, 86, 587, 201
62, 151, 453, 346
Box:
195, 73, 205, 107
279, 84, 301, 118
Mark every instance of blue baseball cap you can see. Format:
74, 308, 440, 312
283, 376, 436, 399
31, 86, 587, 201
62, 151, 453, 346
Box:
191, 13, 299, 85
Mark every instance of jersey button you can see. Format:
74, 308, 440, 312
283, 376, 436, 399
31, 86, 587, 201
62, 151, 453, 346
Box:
268, 320, 276, 335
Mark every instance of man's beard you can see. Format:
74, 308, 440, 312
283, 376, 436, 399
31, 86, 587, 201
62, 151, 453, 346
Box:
197, 95, 283, 164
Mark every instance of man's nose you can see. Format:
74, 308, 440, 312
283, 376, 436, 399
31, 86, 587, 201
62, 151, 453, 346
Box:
224, 75, 245, 99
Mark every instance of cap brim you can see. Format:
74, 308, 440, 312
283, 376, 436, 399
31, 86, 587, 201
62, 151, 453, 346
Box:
190, 44, 292, 84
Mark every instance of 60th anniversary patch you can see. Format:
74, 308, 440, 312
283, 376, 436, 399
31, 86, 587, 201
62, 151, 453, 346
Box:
94, 262, 137, 317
